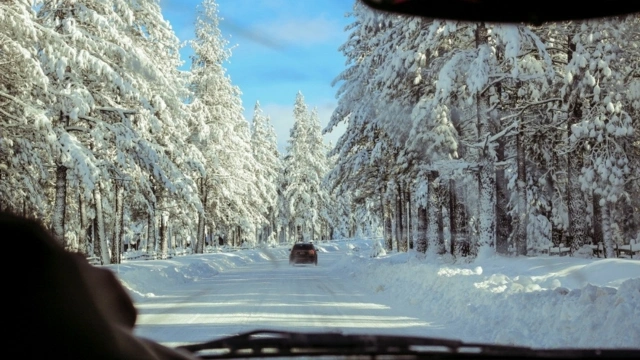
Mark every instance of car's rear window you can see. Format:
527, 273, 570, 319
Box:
293, 244, 314, 250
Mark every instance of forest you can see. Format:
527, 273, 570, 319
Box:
1, 0, 639, 263
327, 2, 640, 259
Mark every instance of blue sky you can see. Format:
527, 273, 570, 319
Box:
160, 0, 353, 152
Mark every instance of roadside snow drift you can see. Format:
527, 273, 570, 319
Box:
336, 243, 640, 348
111, 247, 289, 301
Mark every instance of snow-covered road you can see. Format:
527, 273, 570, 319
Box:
112, 240, 640, 349
131, 246, 441, 347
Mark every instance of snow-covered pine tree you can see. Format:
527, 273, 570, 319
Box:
0, 1, 55, 219
189, 0, 260, 250
307, 107, 333, 240
283, 92, 312, 242
282, 92, 332, 243
557, 17, 638, 257
33, 0, 202, 262
251, 101, 281, 244
326, 0, 399, 249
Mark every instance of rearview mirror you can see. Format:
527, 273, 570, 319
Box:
360, 0, 640, 25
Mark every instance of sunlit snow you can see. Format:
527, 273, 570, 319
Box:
108, 240, 640, 349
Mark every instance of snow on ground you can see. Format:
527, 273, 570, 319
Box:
109, 239, 640, 349
334, 241, 640, 348
112, 246, 290, 301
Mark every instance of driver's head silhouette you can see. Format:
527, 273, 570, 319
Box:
4, 211, 196, 359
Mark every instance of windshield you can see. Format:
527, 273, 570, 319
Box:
292, 244, 315, 250
2, 0, 640, 354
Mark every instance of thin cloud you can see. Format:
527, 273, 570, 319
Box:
219, 17, 288, 51
252, 16, 343, 47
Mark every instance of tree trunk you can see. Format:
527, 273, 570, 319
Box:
565, 32, 587, 251
416, 205, 427, 253
94, 184, 110, 265
592, 192, 603, 246
281, 225, 287, 244
437, 183, 446, 253
90, 218, 96, 256
196, 213, 205, 253
53, 111, 70, 245
622, 160, 636, 242
395, 187, 403, 252
78, 193, 88, 255
611, 205, 624, 251
441, 183, 451, 254
550, 132, 564, 246
397, 182, 407, 251
52, 164, 67, 244
271, 211, 277, 242
196, 177, 206, 253
230, 227, 235, 247
495, 137, 510, 255
515, 124, 528, 255
380, 189, 386, 244
160, 211, 168, 259
169, 223, 174, 251
566, 127, 587, 250
406, 186, 412, 250
449, 179, 457, 255
478, 159, 497, 257
147, 207, 156, 255
384, 199, 393, 251
475, 22, 495, 258
111, 182, 124, 264
602, 203, 615, 258
427, 171, 440, 257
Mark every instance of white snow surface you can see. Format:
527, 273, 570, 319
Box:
108, 240, 640, 349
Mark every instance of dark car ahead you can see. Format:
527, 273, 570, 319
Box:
289, 243, 318, 266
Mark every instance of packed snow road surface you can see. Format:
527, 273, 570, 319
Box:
111, 240, 640, 349
121, 243, 439, 347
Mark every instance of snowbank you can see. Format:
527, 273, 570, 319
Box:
335, 247, 640, 348
107, 246, 290, 301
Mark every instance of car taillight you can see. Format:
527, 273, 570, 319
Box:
309, 250, 315, 255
